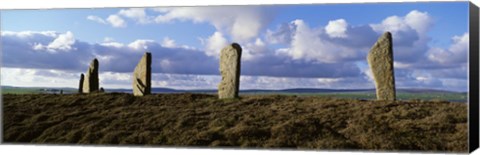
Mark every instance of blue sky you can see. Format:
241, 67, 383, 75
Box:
0, 2, 470, 91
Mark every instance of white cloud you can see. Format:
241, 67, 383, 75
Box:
404, 10, 433, 35
98, 71, 133, 88
369, 10, 433, 63
118, 8, 152, 24
449, 33, 469, 55
277, 19, 358, 63
107, 15, 127, 28
87, 15, 127, 28
161, 37, 176, 48
47, 31, 76, 51
393, 61, 412, 69
32, 43, 44, 50
87, 15, 107, 24
427, 33, 468, 64
370, 10, 433, 40
153, 6, 272, 42
127, 39, 155, 50
371, 16, 410, 33
1, 67, 79, 88
203, 31, 229, 57
239, 75, 371, 90
32, 31, 76, 52
325, 19, 348, 38
2, 7, 470, 94
100, 42, 125, 48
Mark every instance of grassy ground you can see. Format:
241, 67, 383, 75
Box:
244, 92, 467, 102
2, 93, 468, 153
2, 87, 77, 94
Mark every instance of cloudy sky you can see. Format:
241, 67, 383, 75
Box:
0, 2, 470, 91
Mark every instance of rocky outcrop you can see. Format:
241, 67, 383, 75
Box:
132, 52, 152, 96
367, 32, 396, 101
82, 58, 99, 93
218, 43, 242, 99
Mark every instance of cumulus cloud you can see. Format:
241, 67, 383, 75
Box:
88, 9, 150, 28
100, 42, 125, 48
88, 6, 276, 57
3, 30, 366, 79
325, 19, 348, 38
44, 31, 76, 52
404, 10, 433, 35
203, 31, 229, 57
4, 8, 470, 91
274, 19, 365, 63
127, 39, 155, 50
370, 10, 432, 62
153, 6, 274, 42
32, 31, 77, 52
427, 33, 468, 65
262, 9, 467, 91
118, 8, 152, 24
2, 31, 91, 70
107, 15, 127, 28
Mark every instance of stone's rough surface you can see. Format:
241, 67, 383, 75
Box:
82, 58, 99, 93
367, 32, 396, 101
132, 52, 152, 96
78, 74, 84, 93
218, 43, 242, 99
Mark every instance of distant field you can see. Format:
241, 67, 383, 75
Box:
2, 87, 45, 94
242, 92, 468, 102
2, 86, 467, 102
3, 93, 467, 152
1, 86, 77, 94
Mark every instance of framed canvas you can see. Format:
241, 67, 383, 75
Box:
1, 0, 479, 154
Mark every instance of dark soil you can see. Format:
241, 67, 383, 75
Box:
2, 93, 468, 152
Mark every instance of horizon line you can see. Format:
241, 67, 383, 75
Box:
0, 85, 468, 93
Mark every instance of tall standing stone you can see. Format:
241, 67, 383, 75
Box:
132, 52, 151, 96
82, 58, 99, 93
367, 32, 396, 101
218, 43, 242, 99
78, 73, 84, 93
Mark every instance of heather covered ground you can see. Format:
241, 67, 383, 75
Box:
3, 93, 468, 153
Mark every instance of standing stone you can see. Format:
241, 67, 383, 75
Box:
132, 52, 151, 96
367, 32, 396, 101
82, 58, 99, 93
218, 43, 242, 99
78, 73, 84, 93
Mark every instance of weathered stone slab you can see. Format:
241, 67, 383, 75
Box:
132, 52, 151, 96
78, 73, 84, 93
82, 58, 99, 93
218, 43, 242, 99
367, 32, 396, 101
